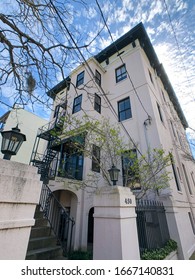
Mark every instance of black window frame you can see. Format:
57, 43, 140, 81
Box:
94, 93, 101, 114
121, 149, 140, 189
157, 102, 164, 123
72, 94, 82, 114
148, 69, 154, 84
188, 212, 195, 235
76, 71, 85, 87
115, 64, 127, 83
92, 144, 100, 173
95, 70, 101, 86
118, 97, 132, 122
54, 104, 60, 118
182, 163, 192, 195
169, 153, 181, 191
59, 139, 85, 181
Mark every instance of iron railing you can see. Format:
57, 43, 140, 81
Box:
39, 184, 75, 256
136, 200, 170, 253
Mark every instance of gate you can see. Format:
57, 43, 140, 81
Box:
136, 200, 170, 253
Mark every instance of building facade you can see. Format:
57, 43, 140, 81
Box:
31, 23, 195, 259
0, 108, 47, 164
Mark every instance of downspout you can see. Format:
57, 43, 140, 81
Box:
143, 116, 152, 160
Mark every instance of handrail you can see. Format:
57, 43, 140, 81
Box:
39, 184, 75, 256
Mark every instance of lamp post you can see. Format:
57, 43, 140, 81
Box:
1, 125, 26, 160
108, 165, 120, 186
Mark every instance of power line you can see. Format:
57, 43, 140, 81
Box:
48, 0, 146, 158
0, 100, 13, 109
95, 0, 151, 119
163, 0, 194, 100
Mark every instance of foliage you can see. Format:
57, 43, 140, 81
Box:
53, 115, 172, 197
68, 250, 92, 260
141, 239, 178, 260
0, 0, 104, 108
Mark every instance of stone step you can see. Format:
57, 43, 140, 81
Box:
34, 209, 45, 219
26, 246, 64, 260
35, 217, 48, 227
30, 226, 52, 238
27, 236, 58, 251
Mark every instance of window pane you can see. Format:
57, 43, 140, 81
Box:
119, 111, 126, 121
94, 94, 101, 113
125, 109, 131, 119
73, 95, 82, 113
92, 145, 100, 172
121, 149, 140, 188
76, 71, 84, 87
95, 70, 101, 86
116, 64, 127, 83
59, 142, 84, 180
118, 101, 125, 111
118, 97, 132, 122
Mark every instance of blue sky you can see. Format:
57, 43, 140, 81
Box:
0, 0, 194, 141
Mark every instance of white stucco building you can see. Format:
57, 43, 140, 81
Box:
0, 108, 48, 164
30, 23, 195, 259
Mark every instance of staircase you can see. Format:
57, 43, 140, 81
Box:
31, 149, 58, 182
26, 206, 66, 260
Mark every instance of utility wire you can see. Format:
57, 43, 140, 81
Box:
95, 0, 151, 120
48, 0, 146, 158
0, 100, 13, 109
163, 0, 194, 100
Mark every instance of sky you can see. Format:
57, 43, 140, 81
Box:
0, 0, 194, 144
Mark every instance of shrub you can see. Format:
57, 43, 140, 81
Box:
141, 239, 177, 260
68, 250, 92, 260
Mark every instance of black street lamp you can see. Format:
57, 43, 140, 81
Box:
1, 125, 26, 160
108, 165, 120, 186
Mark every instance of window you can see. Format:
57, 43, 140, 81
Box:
191, 172, 195, 187
54, 105, 60, 118
161, 90, 166, 102
148, 69, 154, 84
59, 143, 84, 180
115, 64, 127, 83
182, 163, 192, 195
94, 94, 101, 114
118, 97, 132, 122
170, 120, 176, 138
157, 103, 164, 123
76, 71, 84, 87
92, 145, 100, 172
121, 149, 140, 189
95, 70, 101, 86
73, 95, 82, 114
188, 212, 195, 235
177, 167, 182, 181
169, 153, 181, 191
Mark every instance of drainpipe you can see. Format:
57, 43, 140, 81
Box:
143, 116, 152, 160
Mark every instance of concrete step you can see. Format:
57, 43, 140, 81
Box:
34, 209, 45, 219
35, 217, 48, 227
30, 226, 52, 238
27, 236, 57, 251
26, 246, 64, 260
